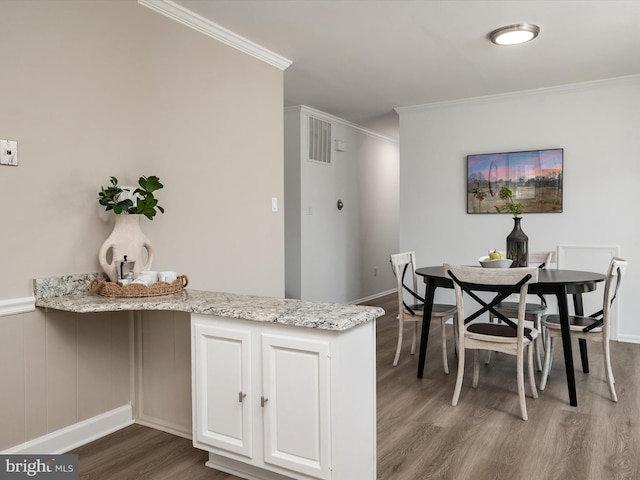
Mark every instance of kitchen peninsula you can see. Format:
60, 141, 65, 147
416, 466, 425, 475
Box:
35, 273, 383, 480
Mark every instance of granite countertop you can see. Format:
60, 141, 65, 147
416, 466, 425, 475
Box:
34, 273, 385, 331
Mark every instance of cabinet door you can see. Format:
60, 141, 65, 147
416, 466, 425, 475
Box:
261, 333, 331, 479
193, 322, 253, 458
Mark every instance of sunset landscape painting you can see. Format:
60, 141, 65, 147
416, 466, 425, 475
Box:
466, 148, 563, 214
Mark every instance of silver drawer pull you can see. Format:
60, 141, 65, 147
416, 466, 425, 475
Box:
261, 396, 269, 407
238, 392, 247, 403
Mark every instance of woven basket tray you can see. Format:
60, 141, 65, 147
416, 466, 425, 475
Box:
89, 275, 188, 298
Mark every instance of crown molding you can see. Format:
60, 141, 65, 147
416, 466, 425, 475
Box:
138, 0, 292, 71
395, 74, 640, 114
285, 105, 399, 144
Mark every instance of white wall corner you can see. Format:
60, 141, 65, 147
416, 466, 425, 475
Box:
138, 0, 292, 71
0, 296, 35, 317
1, 405, 134, 454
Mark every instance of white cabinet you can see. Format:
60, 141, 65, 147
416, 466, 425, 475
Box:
261, 333, 331, 478
191, 314, 376, 480
192, 323, 253, 458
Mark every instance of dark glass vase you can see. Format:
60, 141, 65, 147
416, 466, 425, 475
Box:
506, 216, 528, 267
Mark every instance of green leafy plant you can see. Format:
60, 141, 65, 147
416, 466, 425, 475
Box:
495, 185, 524, 217
98, 175, 165, 220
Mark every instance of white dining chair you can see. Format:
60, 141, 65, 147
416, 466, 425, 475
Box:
390, 252, 456, 372
445, 263, 539, 420
488, 251, 555, 370
540, 257, 627, 402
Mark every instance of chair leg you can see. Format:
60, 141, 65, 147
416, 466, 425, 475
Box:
534, 317, 543, 372
472, 350, 480, 388
540, 335, 553, 390
485, 350, 492, 365
441, 318, 449, 375
452, 341, 465, 406
603, 338, 618, 402
528, 343, 538, 399
452, 315, 458, 356
540, 319, 547, 351
410, 320, 418, 355
393, 318, 403, 367
517, 346, 528, 421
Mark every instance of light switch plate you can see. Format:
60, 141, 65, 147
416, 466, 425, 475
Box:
0, 139, 18, 166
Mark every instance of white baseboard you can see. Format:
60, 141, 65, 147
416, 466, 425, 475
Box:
1, 404, 134, 454
135, 417, 191, 441
617, 334, 640, 344
353, 288, 396, 305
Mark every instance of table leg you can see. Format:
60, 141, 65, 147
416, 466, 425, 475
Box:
578, 340, 589, 374
572, 293, 590, 373
417, 281, 436, 379
557, 286, 578, 406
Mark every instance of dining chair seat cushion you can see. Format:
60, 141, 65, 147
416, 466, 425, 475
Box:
467, 323, 538, 343
431, 303, 458, 316
403, 303, 423, 314
542, 314, 604, 333
494, 301, 547, 315
404, 303, 457, 316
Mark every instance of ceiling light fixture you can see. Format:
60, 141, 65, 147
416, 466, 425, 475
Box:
489, 24, 540, 46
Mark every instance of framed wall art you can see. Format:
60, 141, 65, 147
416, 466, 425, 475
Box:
466, 148, 563, 214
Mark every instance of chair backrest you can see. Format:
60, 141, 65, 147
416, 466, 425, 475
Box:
444, 264, 539, 339
390, 252, 420, 317
597, 257, 628, 336
529, 251, 555, 269
525, 251, 555, 306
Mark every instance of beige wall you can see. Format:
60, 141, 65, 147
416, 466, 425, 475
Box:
137, 311, 192, 436
0, 1, 285, 449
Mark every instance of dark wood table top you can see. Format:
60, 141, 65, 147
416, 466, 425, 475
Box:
416, 266, 605, 294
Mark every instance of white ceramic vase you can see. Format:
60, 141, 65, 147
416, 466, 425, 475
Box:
98, 214, 154, 283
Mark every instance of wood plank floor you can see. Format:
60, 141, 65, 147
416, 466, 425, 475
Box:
70, 293, 640, 479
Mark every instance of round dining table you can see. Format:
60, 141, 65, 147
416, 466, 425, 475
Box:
416, 266, 606, 407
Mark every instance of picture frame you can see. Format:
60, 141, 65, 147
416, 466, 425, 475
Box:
466, 148, 563, 214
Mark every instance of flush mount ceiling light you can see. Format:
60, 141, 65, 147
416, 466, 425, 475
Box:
489, 24, 540, 45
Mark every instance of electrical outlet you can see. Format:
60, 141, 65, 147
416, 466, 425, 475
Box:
0, 139, 18, 166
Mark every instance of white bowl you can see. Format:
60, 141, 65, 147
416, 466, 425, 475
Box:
478, 256, 513, 268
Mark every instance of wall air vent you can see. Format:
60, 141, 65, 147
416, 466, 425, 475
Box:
308, 117, 331, 164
